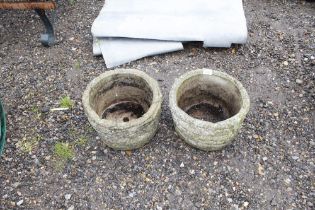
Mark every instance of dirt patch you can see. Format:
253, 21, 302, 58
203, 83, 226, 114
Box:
185, 102, 228, 123
102, 101, 146, 122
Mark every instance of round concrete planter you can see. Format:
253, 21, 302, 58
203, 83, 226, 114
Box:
82, 69, 162, 150
169, 69, 250, 151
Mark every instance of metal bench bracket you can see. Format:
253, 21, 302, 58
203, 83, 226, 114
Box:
35, 9, 55, 46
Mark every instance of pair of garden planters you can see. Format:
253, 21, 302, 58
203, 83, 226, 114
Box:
82, 69, 250, 151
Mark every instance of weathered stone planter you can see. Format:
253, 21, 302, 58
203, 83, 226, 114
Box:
169, 69, 250, 151
82, 69, 162, 150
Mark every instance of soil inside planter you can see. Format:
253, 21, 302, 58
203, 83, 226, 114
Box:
101, 101, 145, 122
185, 102, 228, 123
90, 74, 153, 123
177, 74, 242, 123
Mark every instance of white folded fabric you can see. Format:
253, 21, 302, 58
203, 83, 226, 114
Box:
94, 38, 183, 68
92, 0, 247, 67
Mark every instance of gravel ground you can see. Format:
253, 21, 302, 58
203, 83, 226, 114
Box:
0, 0, 314, 209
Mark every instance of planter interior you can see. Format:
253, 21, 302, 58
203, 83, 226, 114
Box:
177, 74, 242, 123
90, 74, 153, 123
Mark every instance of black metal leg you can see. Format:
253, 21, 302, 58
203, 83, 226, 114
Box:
35, 9, 55, 47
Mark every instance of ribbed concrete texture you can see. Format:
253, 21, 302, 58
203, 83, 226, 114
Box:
169, 69, 250, 151
83, 69, 162, 150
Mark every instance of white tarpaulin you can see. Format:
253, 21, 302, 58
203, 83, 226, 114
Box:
92, 0, 247, 67
93, 38, 184, 68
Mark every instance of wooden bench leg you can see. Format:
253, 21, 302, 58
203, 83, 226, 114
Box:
35, 9, 55, 47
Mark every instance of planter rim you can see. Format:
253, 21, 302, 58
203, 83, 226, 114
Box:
82, 69, 162, 128
169, 69, 250, 126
